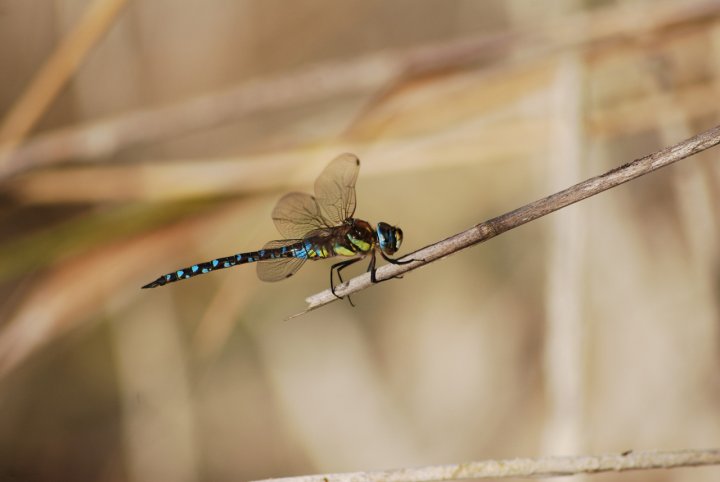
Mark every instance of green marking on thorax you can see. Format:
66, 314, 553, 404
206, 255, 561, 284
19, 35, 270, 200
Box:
348, 235, 372, 252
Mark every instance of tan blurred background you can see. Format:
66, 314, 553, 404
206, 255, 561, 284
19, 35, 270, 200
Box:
1, 0, 720, 481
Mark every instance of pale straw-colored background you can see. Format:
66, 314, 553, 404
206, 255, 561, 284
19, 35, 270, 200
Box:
1, 1, 720, 481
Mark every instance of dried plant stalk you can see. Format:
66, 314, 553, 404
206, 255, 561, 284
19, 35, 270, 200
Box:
251, 449, 720, 482
296, 123, 720, 317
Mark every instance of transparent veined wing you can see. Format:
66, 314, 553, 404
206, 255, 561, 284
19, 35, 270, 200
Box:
271, 192, 332, 239
256, 239, 307, 282
314, 153, 360, 225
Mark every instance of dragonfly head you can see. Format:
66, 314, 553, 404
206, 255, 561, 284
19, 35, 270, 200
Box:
376, 222, 403, 255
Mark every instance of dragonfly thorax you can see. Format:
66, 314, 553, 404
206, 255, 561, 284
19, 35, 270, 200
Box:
343, 218, 376, 254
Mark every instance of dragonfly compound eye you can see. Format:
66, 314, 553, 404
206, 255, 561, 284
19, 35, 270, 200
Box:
377, 222, 402, 255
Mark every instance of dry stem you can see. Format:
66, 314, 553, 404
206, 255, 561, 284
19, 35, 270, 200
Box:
295, 123, 720, 317
252, 449, 720, 482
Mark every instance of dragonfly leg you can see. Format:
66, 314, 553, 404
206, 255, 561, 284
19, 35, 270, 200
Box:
378, 251, 416, 280
380, 252, 417, 265
368, 250, 378, 283
330, 258, 361, 306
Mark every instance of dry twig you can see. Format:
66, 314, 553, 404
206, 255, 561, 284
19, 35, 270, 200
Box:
253, 449, 720, 482
294, 123, 720, 317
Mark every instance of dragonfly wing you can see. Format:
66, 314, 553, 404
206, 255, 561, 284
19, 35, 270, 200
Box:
257, 257, 307, 282
256, 239, 307, 282
272, 192, 331, 239
314, 153, 360, 225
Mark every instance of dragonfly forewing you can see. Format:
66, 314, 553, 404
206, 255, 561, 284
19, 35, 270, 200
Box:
272, 192, 330, 239
314, 153, 359, 225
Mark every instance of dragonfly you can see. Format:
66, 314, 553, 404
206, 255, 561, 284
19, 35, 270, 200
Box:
141, 153, 412, 302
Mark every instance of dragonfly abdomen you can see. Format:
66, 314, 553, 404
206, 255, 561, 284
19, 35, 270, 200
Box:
141, 242, 307, 289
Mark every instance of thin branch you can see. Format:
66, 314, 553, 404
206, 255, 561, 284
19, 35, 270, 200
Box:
295, 123, 720, 317
253, 449, 720, 482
